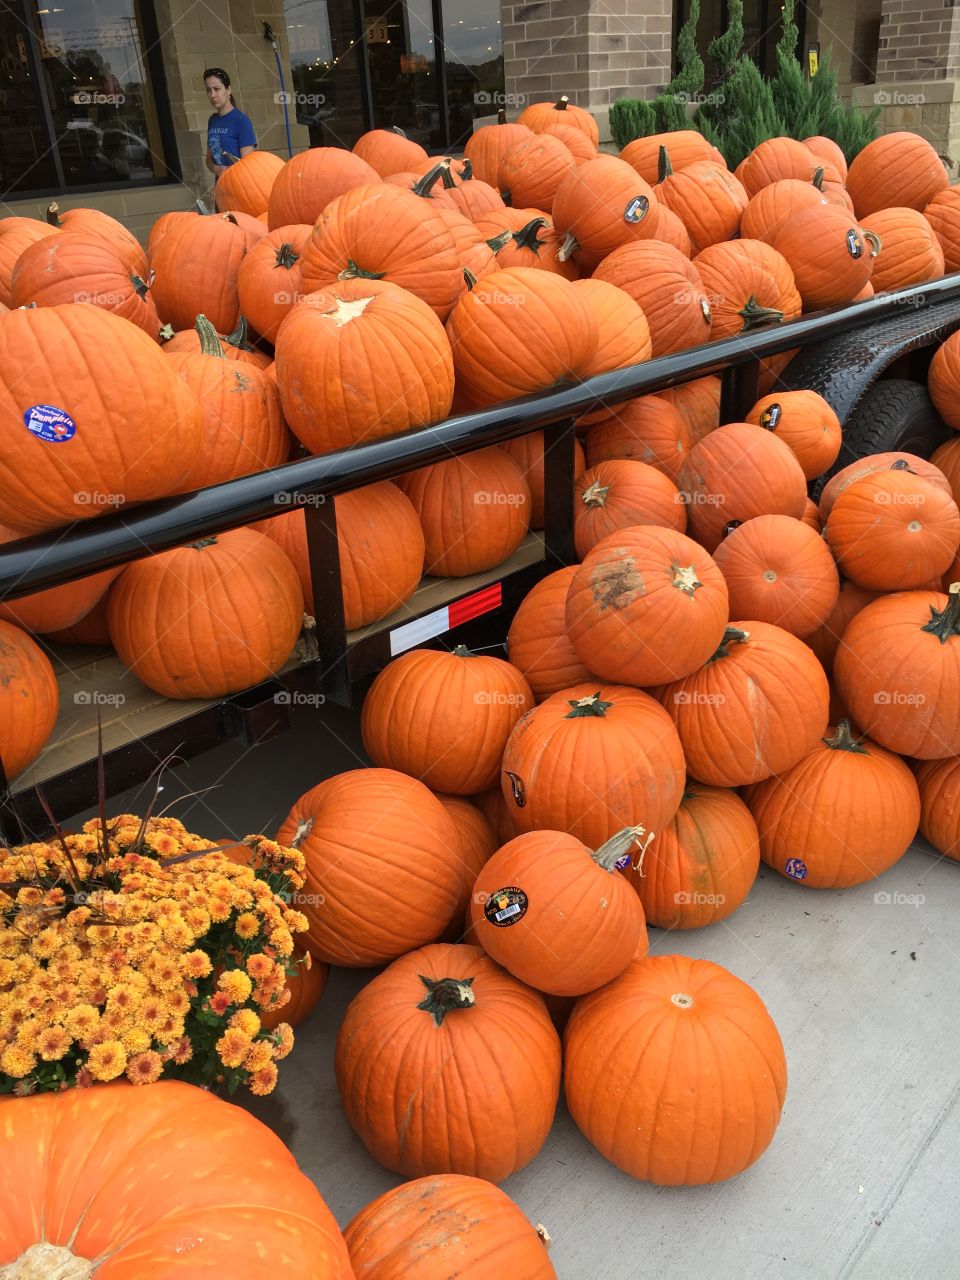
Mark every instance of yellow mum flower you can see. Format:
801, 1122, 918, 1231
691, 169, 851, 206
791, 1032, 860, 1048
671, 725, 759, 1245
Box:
234, 913, 259, 941
217, 969, 253, 1005
248, 1062, 278, 1096
172, 1036, 193, 1065
269, 928, 294, 957
229, 1008, 261, 1038
272, 1023, 295, 1061
121, 1027, 152, 1054
36, 1026, 71, 1061
64, 1004, 100, 1040
106, 983, 140, 1016
208, 898, 232, 924
246, 953, 274, 982
29, 927, 62, 960
87, 1040, 128, 1082
243, 1040, 275, 1073
1, 1044, 36, 1078
125, 1050, 164, 1085
180, 950, 212, 980
216, 1027, 252, 1069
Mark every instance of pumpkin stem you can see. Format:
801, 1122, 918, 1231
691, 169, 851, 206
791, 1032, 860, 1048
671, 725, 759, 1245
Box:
189, 535, 219, 550
593, 824, 654, 872
223, 315, 256, 351
130, 274, 149, 299
556, 230, 578, 263
497, 107, 508, 125
463, 267, 478, 291
555, 94, 570, 111
500, 187, 513, 206
339, 259, 386, 281
739, 295, 784, 331
504, 770, 526, 806
513, 217, 550, 252
822, 719, 868, 754
811, 167, 824, 191
921, 582, 960, 644
3, 1243, 95, 1278
486, 229, 513, 254
194, 314, 227, 359
452, 644, 472, 657
274, 242, 299, 269
658, 145, 674, 183
863, 229, 882, 258
536, 1225, 552, 1251
460, 157, 474, 182
158, 322, 175, 342
290, 816, 314, 848
707, 626, 750, 662
581, 480, 609, 508
46, 200, 62, 227
417, 975, 475, 1026
565, 692, 614, 718
890, 459, 915, 474
412, 159, 457, 197
672, 563, 703, 595
391, 125, 408, 138
194, 197, 211, 215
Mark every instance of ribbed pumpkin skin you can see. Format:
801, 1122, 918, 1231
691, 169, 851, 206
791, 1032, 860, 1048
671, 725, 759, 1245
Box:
344, 1175, 556, 1280
630, 785, 759, 929
916, 757, 960, 860
574, 459, 685, 558
824, 470, 960, 591
447, 267, 598, 410
401, 447, 530, 577
932, 436, 960, 507
804, 135, 848, 178
657, 375, 721, 443
542, 120, 597, 164
48, 204, 146, 276
260, 952, 329, 1032
819, 451, 953, 519
276, 279, 454, 454
564, 955, 787, 1185
929, 331, 960, 430
149, 213, 247, 335
923, 187, 960, 272
566, 526, 729, 686
0, 305, 201, 534
738, 137, 820, 196
771, 205, 874, 309
518, 98, 599, 147
353, 128, 428, 178
0, 524, 119, 633
500, 683, 686, 847
475, 209, 577, 279
497, 134, 576, 214
259, 481, 424, 628
0, 620, 58, 780
804, 577, 878, 677
593, 241, 713, 357
473, 785, 522, 845
361, 647, 534, 794
0, 219, 59, 307
236, 224, 311, 343
572, 278, 653, 383
740, 179, 830, 244
435, 794, 499, 935
299, 184, 461, 319
834, 590, 960, 758
277, 769, 462, 965
656, 162, 749, 254
584, 395, 692, 482
746, 389, 842, 480
214, 149, 285, 216
335, 943, 561, 1180
44, 593, 112, 646
499, 431, 586, 528
505, 567, 592, 702
846, 131, 949, 217
552, 156, 660, 269
713, 515, 839, 638
863, 206, 946, 291
465, 119, 536, 185
621, 130, 725, 184
693, 239, 801, 340
468, 830, 646, 995
655, 621, 830, 786
800, 497, 821, 530
107, 530, 303, 699
677, 423, 808, 553
0, 1081, 354, 1277
267, 147, 379, 228
747, 726, 921, 889
651, 205, 693, 256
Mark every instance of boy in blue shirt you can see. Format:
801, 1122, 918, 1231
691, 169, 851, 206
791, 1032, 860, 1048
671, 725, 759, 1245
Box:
204, 67, 257, 179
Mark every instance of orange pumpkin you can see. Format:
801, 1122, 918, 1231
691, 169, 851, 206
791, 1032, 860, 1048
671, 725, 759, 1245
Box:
693, 239, 801, 339
738, 137, 820, 196
574, 458, 685, 558
572, 278, 652, 424
931, 435, 960, 507
584, 394, 692, 481
498, 133, 576, 214
929, 330, 960, 429
0, 620, 58, 781
551, 156, 660, 270
260, 951, 329, 1032
740, 177, 830, 244
846, 131, 949, 218
267, 147, 379, 228
505, 567, 592, 701
800, 496, 821, 531
541, 120, 597, 164
656, 158, 749, 254
651, 204, 693, 256
435, 793, 499, 937
160, 314, 272, 366
656, 375, 721, 443
923, 186, 960, 272
437, 208, 498, 302
45, 201, 146, 276
746, 389, 842, 480
353, 127, 428, 178
44, 592, 113, 646
464, 112, 536, 184
819, 452, 953, 520
0, 218, 59, 308
149, 211, 247, 335
476, 209, 577, 279
862, 206, 945, 292
473, 784, 522, 845
236, 224, 311, 344
593, 240, 713, 356
498, 430, 586, 528
517, 95, 599, 147
916, 756, 960, 860
804, 135, 848, 179
771, 204, 877, 309
214, 150, 285, 217
621, 130, 726, 184
0, 524, 119, 634
805, 577, 878, 677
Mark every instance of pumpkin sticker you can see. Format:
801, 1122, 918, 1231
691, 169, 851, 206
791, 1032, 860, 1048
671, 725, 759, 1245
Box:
845, 229, 864, 259
484, 886, 528, 927
23, 403, 76, 443
784, 857, 808, 880
759, 403, 782, 429
623, 195, 650, 224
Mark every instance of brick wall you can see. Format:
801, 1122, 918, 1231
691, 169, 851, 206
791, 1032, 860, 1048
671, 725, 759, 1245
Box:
805, 0, 883, 100
876, 0, 960, 82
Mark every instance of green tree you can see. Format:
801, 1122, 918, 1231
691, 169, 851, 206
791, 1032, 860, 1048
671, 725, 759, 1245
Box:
718, 55, 782, 168
771, 0, 818, 138
609, 98, 657, 149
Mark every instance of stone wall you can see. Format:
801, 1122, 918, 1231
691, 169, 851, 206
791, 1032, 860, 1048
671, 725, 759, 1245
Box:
876, 0, 960, 82
804, 0, 883, 101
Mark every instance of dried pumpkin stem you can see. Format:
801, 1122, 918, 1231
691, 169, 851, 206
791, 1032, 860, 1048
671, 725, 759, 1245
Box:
565, 692, 614, 718
417, 975, 476, 1026
513, 217, 549, 252
486, 229, 513, 254
707, 626, 750, 662
658, 145, 674, 183
274, 242, 299, 269
739, 296, 784, 331
556, 231, 578, 263
2, 1243, 94, 1279
922, 581, 960, 643
593, 824, 653, 872
46, 201, 62, 227
823, 719, 868, 754
130, 274, 149, 299
581, 480, 609, 508
339, 259, 386, 281
497, 107, 508, 125
194, 314, 227, 359
452, 644, 472, 657
811, 167, 824, 191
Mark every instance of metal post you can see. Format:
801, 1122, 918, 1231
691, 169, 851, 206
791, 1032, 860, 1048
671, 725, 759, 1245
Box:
720, 360, 761, 424
542, 418, 578, 567
303, 496, 352, 707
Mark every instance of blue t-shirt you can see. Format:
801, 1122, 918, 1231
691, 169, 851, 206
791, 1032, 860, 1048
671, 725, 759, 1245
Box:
208, 108, 256, 172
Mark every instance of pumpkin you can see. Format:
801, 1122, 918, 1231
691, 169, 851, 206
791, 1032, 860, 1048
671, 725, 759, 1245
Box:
497, 133, 576, 214
677, 422, 808, 553
498, 431, 586, 528
260, 950, 329, 1032
833, 584, 960, 758
277, 769, 463, 965
447, 267, 598, 410
258, 481, 424, 629
469, 826, 647, 995
819, 452, 953, 520
656, 622, 830, 786
0, 304, 201, 534
656, 157, 749, 254
518, 95, 599, 146
335, 942, 561, 1179
0, 620, 58, 781
570, 278, 652, 425
473, 785, 521, 845
824, 469, 960, 591
438, 209, 498, 298
353, 126, 428, 177
746, 388, 842, 480
435, 793, 499, 937
738, 137, 820, 196
656, 374, 721, 443
475, 210, 577, 279
505, 567, 592, 701
630, 783, 759, 928
565, 525, 728, 685
0, 1080, 354, 1277
464, 111, 536, 185
0, 524, 119, 633
693, 239, 801, 340
236, 224, 311, 344
922, 186, 960, 272
916, 756, 960, 860
592, 240, 712, 357
804, 577, 878, 677
551, 156, 659, 270
107, 529, 303, 699
44, 592, 113, 646
862, 206, 945, 291
541, 120, 597, 164
165, 315, 290, 492
747, 720, 921, 888
574, 459, 685, 558
500, 683, 686, 846
299, 184, 462, 319
11, 232, 159, 336
361, 645, 533, 795
219, 208, 269, 250
929, 330, 960, 430
149, 211, 247, 335
932, 435, 960, 507
416, 165, 507, 222
804, 135, 848, 179
584, 394, 692, 481
45, 201, 146, 276
651, 204, 693, 256
401, 447, 530, 576
344, 1174, 556, 1279
266, 149, 378, 229
713, 514, 839, 637
564, 954, 787, 1184
275, 278, 454, 454
800, 496, 821, 531
771, 204, 876, 309
739, 177, 830, 244
846, 131, 949, 218
0, 218, 59, 307
214, 149, 285, 217
621, 130, 726, 184
160, 314, 272, 367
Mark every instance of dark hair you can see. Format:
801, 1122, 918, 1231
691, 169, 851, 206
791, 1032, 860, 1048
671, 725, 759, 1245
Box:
203, 67, 236, 107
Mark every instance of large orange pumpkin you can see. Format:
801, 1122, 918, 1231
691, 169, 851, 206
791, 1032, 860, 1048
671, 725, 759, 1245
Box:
236, 224, 311, 343
737, 137, 820, 196
497, 430, 586, 529
541, 120, 597, 165
923, 186, 960, 272
583, 394, 692, 482
214, 150, 285, 216
564, 954, 787, 1184
475, 210, 577, 279
739, 177, 830, 244
505, 567, 592, 701
0, 619, 58, 781
574, 458, 685, 557
656, 158, 749, 254
932, 435, 960, 507
46, 201, 146, 276
517, 95, 599, 147
846, 131, 949, 218
746, 388, 842, 480
771, 204, 876, 309
592, 240, 712, 356
621, 130, 725, 184
804, 576, 878, 677
656, 375, 721, 444
0, 217, 59, 307
862, 206, 945, 292
497, 134, 576, 214
929, 330, 960, 430
551, 156, 660, 270
0, 1081, 354, 1277
818, 452, 953, 520
267, 147, 379, 227
916, 756, 960, 860
435, 793, 499, 937
572, 277, 653, 391
692, 239, 801, 340
149, 211, 248, 336
804, 135, 848, 178
335, 942, 561, 1181
464, 112, 536, 185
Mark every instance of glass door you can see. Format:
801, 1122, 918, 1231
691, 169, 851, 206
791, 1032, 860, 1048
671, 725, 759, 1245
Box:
0, 0, 58, 192
361, 0, 441, 150
286, 0, 367, 149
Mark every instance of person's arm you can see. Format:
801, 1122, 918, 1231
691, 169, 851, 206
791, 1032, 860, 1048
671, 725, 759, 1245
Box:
239, 144, 255, 158
237, 113, 257, 157
205, 147, 224, 177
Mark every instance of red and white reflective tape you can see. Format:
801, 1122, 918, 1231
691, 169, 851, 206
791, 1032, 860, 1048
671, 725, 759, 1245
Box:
388, 583, 503, 657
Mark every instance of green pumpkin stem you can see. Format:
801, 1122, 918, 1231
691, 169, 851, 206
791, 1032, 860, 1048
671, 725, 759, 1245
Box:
413, 159, 457, 197
658, 145, 674, 183
223, 315, 256, 351
275, 242, 299, 269
486, 229, 513, 254
460, 157, 474, 182
130, 274, 149, 299
339, 259, 386, 281
513, 217, 549, 252
189, 536, 218, 550
707, 627, 751, 662
158, 322, 175, 342
593, 824, 654, 872
417, 975, 476, 1026
822, 719, 868, 754
194, 314, 227, 359
565, 692, 614, 718
922, 582, 960, 644
452, 644, 472, 657
392, 125, 408, 138
812, 167, 824, 191
463, 267, 478, 291
739, 296, 784, 331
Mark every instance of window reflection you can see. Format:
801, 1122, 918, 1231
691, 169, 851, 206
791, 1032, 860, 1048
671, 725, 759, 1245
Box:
363, 0, 440, 150
442, 0, 503, 151
0, 1, 58, 192
287, 0, 366, 148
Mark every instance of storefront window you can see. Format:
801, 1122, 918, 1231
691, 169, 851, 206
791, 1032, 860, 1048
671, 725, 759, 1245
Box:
442, 0, 503, 151
287, 0, 367, 149
0, 1, 58, 192
362, 0, 440, 149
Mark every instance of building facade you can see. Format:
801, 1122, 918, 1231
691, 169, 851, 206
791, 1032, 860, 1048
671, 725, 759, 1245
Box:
0, 0, 955, 236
